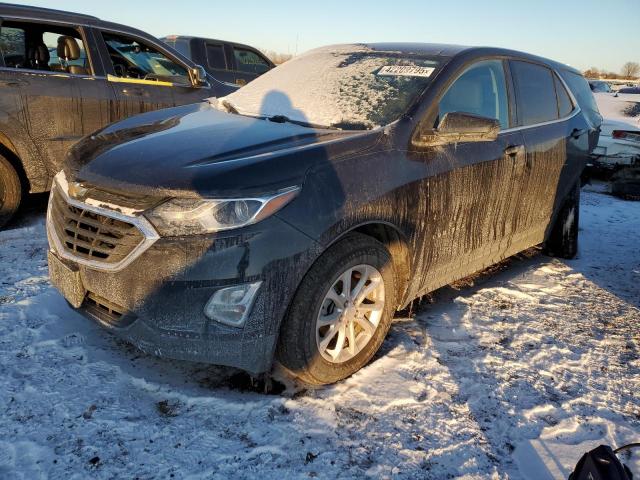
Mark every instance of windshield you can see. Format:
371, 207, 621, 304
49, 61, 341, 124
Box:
211, 45, 440, 130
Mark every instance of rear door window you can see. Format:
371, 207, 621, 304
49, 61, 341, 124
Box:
511, 60, 558, 126
438, 59, 510, 130
0, 22, 90, 74
232, 47, 270, 74
206, 43, 226, 70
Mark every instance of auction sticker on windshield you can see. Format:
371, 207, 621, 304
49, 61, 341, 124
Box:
377, 65, 435, 77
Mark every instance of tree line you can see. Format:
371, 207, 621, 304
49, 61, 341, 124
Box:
584, 61, 639, 80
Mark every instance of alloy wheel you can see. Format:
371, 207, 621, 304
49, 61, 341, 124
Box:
315, 264, 385, 363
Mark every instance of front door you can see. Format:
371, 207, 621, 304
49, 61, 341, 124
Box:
95, 29, 190, 120
407, 59, 528, 295
229, 45, 272, 86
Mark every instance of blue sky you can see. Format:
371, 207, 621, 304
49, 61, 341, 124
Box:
10, 0, 639, 73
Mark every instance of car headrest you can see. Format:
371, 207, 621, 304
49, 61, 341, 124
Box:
28, 44, 50, 69
57, 36, 81, 61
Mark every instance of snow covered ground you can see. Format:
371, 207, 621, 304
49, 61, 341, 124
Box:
0, 185, 638, 479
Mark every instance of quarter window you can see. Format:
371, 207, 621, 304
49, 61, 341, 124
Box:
511, 61, 559, 126
561, 70, 602, 128
206, 44, 226, 70
233, 47, 270, 74
438, 59, 509, 130
554, 75, 573, 118
102, 32, 189, 85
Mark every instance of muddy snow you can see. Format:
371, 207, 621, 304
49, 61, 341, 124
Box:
0, 185, 638, 479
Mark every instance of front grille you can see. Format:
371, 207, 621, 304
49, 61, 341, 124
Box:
50, 186, 145, 264
85, 291, 125, 319
83, 291, 135, 327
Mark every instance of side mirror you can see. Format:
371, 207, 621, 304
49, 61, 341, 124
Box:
189, 65, 208, 87
413, 111, 500, 147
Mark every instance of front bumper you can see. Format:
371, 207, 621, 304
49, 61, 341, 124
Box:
48, 210, 320, 374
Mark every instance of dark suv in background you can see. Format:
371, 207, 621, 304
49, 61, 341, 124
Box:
162, 35, 275, 86
0, 4, 236, 228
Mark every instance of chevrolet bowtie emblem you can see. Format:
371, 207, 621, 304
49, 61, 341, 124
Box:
68, 181, 88, 199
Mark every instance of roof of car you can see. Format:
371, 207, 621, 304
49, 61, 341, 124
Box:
0, 3, 99, 22
361, 42, 580, 74
0, 3, 152, 38
162, 35, 267, 52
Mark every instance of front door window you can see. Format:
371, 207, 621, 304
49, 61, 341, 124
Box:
102, 32, 190, 86
438, 59, 509, 130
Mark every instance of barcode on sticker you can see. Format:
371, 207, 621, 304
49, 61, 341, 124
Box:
377, 66, 435, 78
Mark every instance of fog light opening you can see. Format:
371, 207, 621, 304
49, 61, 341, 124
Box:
204, 281, 262, 328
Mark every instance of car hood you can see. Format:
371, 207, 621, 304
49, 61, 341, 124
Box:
66, 102, 375, 198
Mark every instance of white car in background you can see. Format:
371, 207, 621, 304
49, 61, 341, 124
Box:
592, 92, 640, 171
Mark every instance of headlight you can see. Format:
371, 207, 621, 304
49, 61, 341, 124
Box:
145, 186, 300, 236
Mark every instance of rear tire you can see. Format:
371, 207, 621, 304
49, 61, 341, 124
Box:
0, 154, 22, 229
277, 233, 397, 385
544, 180, 580, 259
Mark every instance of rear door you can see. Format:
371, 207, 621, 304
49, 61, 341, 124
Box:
0, 18, 113, 184
509, 60, 586, 242
203, 41, 235, 84
408, 59, 527, 294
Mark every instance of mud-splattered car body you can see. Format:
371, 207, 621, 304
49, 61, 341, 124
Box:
47, 43, 600, 374
0, 4, 235, 218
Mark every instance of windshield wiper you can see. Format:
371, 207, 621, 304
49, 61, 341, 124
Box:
268, 115, 337, 130
329, 121, 371, 131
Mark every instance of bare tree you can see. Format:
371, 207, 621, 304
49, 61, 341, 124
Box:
621, 61, 640, 79
262, 50, 293, 65
583, 66, 600, 78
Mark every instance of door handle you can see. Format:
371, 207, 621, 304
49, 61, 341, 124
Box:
0, 80, 26, 87
571, 128, 587, 139
504, 145, 524, 157
121, 87, 148, 97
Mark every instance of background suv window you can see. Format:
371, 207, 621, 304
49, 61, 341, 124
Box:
511, 61, 559, 126
438, 59, 509, 129
0, 22, 90, 74
102, 32, 189, 85
206, 44, 226, 70
233, 47, 270, 74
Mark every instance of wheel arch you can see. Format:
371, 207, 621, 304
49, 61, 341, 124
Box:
319, 221, 412, 309
0, 132, 30, 192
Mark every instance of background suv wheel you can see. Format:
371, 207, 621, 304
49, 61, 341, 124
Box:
0, 154, 22, 229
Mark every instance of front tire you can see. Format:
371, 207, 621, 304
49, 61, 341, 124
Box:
277, 233, 397, 385
544, 180, 580, 259
0, 154, 22, 229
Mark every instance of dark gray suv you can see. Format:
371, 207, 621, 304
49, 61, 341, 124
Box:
0, 4, 236, 228
48, 43, 601, 385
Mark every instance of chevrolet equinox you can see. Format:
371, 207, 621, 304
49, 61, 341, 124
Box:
47, 44, 601, 385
